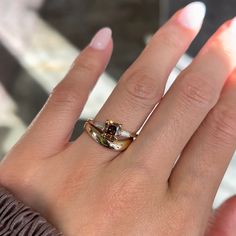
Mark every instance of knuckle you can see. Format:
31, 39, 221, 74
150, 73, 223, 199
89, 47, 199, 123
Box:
169, 193, 203, 227
180, 72, 218, 108
158, 29, 185, 50
212, 37, 236, 60
122, 68, 161, 107
105, 167, 151, 217
49, 83, 82, 108
76, 56, 101, 75
207, 105, 236, 146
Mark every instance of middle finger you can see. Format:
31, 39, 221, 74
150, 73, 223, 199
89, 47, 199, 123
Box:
128, 18, 236, 181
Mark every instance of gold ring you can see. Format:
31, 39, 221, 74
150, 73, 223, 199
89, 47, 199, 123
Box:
84, 119, 137, 151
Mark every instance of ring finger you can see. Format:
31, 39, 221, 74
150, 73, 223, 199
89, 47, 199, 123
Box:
76, 2, 206, 160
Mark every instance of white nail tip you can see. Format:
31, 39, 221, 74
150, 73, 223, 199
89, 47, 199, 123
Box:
178, 1, 206, 30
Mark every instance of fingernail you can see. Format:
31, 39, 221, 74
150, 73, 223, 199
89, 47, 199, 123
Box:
89, 27, 112, 50
229, 17, 236, 34
177, 1, 206, 30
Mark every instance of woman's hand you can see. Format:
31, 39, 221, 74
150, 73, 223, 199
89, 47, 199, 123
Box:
0, 2, 236, 235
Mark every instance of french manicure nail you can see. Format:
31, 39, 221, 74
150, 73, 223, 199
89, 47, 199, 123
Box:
89, 27, 112, 50
177, 1, 206, 30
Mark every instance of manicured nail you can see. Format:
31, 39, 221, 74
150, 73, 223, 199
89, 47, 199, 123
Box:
229, 17, 236, 34
177, 1, 206, 30
89, 27, 112, 50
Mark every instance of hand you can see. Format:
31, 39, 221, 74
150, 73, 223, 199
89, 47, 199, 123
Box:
0, 2, 236, 235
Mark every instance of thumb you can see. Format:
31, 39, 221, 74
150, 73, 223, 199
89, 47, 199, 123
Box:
206, 196, 236, 236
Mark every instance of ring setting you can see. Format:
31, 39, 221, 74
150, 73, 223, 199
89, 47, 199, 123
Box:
84, 119, 137, 151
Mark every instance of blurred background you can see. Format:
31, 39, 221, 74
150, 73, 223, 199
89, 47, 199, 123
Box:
0, 0, 235, 207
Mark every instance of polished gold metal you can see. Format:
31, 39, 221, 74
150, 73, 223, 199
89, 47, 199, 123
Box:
84, 119, 137, 151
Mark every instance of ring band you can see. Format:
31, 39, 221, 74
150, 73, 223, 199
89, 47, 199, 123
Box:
84, 119, 137, 151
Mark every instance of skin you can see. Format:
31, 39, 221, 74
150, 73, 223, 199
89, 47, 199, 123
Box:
0, 5, 236, 236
